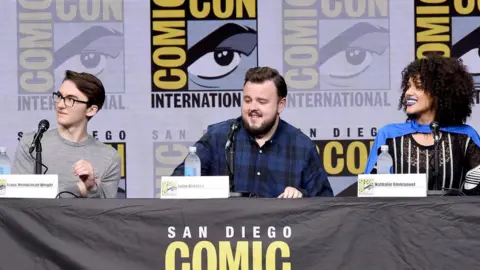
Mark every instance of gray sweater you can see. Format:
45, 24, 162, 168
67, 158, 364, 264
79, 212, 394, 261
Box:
11, 129, 121, 198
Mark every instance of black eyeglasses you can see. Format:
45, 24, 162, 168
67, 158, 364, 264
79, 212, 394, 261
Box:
52, 92, 89, 108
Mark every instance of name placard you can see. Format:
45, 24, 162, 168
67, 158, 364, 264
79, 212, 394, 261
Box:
357, 174, 427, 197
0, 175, 59, 198
159, 176, 229, 199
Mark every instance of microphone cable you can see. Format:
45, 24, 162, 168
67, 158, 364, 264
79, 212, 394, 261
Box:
441, 187, 466, 196
29, 150, 49, 174
55, 191, 80, 199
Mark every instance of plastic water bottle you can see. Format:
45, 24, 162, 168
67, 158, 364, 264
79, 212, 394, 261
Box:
376, 145, 393, 174
184, 146, 201, 176
0, 147, 11, 175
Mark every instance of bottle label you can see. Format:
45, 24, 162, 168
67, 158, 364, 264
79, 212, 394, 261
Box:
185, 168, 196, 176
0, 166, 10, 175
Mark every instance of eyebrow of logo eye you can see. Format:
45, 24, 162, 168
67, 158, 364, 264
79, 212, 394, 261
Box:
187, 23, 257, 67
53, 25, 124, 69
216, 32, 257, 56
451, 26, 480, 58
319, 22, 388, 65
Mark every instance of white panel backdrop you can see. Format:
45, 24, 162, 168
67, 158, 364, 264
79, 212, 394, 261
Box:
0, 0, 478, 197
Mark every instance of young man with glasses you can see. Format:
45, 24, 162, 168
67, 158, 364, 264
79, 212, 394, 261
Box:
11, 70, 121, 198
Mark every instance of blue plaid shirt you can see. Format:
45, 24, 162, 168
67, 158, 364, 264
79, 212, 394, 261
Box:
171, 117, 333, 197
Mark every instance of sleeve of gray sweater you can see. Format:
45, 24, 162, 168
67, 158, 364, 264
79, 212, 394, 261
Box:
88, 153, 121, 199
11, 129, 121, 199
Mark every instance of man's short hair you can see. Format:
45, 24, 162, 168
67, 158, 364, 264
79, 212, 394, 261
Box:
63, 70, 106, 111
244, 67, 288, 99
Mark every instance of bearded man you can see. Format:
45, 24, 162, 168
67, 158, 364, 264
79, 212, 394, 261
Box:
171, 67, 333, 198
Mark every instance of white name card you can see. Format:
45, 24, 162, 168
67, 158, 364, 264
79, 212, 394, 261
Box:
159, 176, 229, 199
357, 174, 427, 197
0, 175, 59, 199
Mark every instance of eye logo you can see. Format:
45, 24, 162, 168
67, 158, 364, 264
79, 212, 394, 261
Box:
451, 23, 480, 90
319, 22, 390, 90
414, 1, 480, 91
358, 178, 374, 195
53, 25, 125, 94
161, 180, 178, 196
187, 22, 258, 90
282, 0, 391, 108
0, 179, 6, 195
150, 1, 259, 94
16, 0, 125, 97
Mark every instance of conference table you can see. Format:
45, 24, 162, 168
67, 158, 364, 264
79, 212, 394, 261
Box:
1, 197, 479, 270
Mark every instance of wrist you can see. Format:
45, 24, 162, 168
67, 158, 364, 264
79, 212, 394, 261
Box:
90, 180, 98, 192
77, 182, 87, 197
89, 174, 99, 191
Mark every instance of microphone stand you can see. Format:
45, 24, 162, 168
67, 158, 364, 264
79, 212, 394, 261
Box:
228, 138, 242, 197
229, 137, 235, 190
34, 132, 43, 175
426, 121, 445, 196
432, 133, 440, 191
226, 123, 248, 198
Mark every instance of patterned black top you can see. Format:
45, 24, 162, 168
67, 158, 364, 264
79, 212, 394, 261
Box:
379, 132, 480, 194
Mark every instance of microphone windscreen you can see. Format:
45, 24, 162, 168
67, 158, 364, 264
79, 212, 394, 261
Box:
39, 119, 50, 130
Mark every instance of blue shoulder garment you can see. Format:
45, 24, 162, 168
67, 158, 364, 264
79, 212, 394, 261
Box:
364, 120, 480, 174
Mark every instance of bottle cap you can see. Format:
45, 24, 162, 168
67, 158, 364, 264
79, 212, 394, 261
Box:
0, 147, 6, 153
381, 145, 388, 152
189, 146, 197, 153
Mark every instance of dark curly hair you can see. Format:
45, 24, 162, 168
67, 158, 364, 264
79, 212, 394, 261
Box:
398, 55, 475, 126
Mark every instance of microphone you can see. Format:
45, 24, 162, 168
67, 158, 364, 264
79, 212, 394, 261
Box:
29, 119, 50, 154
430, 121, 440, 141
225, 121, 240, 150
430, 121, 441, 190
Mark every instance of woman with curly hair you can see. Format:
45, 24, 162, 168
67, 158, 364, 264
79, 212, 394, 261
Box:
364, 55, 480, 195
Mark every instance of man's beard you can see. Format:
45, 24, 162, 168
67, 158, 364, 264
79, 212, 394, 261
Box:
242, 114, 277, 138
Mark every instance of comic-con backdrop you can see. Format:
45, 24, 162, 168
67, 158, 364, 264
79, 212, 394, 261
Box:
1, 0, 479, 197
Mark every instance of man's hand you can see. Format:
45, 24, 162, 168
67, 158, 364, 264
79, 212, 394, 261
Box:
73, 160, 97, 197
278, 187, 303, 199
